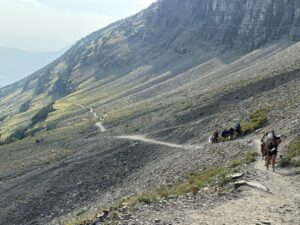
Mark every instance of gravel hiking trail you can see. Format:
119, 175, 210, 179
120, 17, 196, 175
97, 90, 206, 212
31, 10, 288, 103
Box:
186, 139, 300, 225
116, 135, 203, 150
72, 105, 299, 224
75, 103, 202, 149
95, 122, 106, 132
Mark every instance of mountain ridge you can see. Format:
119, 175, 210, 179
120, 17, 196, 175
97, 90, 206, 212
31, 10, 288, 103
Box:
3, 0, 300, 96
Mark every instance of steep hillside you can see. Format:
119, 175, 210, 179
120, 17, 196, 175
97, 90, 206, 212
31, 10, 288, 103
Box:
0, 1, 299, 225
1, 0, 300, 140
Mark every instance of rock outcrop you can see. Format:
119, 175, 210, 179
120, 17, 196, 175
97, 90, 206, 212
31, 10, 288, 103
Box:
144, 0, 300, 51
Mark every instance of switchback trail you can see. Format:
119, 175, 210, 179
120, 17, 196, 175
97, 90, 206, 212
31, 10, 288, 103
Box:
186, 139, 300, 225
75, 103, 106, 132
75, 103, 202, 149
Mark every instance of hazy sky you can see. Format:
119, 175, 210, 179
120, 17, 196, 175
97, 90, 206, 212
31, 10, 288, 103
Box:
0, 0, 155, 52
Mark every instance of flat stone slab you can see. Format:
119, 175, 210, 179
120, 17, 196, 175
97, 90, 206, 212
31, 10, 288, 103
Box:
234, 180, 269, 192
227, 173, 244, 179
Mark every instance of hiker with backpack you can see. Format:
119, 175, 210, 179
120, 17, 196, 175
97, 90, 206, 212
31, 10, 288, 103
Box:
221, 129, 229, 141
214, 122, 241, 143
265, 130, 282, 171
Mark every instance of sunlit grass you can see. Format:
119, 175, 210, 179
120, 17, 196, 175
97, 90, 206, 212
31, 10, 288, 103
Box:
241, 108, 270, 134
279, 137, 300, 168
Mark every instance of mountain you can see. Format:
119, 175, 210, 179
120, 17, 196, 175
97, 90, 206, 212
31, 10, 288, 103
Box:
1, 0, 300, 138
0, 46, 68, 87
0, 1, 299, 225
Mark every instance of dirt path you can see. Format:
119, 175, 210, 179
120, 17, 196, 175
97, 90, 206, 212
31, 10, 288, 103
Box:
95, 122, 106, 132
116, 135, 202, 150
75, 103, 106, 132
75, 103, 203, 149
186, 139, 300, 225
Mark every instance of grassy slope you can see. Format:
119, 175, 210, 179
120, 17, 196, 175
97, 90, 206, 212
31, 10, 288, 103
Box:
0, 38, 298, 148
0, 121, 92, 178
0, 40, 299, 141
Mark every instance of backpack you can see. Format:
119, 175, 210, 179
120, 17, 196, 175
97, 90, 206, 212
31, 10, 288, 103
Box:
267, 132, 273, 139
266, 133, 275, 147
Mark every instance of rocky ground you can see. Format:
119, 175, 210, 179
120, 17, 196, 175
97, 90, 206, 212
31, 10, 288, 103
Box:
0, 39, 300, 225
52, 74, 300, 225
77, 138, 300, 225
0, 69, 299, 225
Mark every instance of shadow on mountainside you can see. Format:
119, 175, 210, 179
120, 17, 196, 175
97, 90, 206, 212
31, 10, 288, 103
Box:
141, 69, 300, 143
175, 69, 300, 125
0, 139, 174, 225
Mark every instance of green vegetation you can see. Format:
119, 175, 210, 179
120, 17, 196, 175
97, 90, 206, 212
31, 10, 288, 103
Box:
65, 214, 91, 225
122, 151, 258, 207
5, 128, 27, 143
124, 167, 228, 206
107, 107, 138, 124
106, 100, 156, 124
0, 115, 7, 122
228, 151, 258, 168
19, 101, 31, 113
278, 157, 291, 168
31, 102, 55, 126
0, 123, 86, 177
64, 166, 230, 225
49, 79, 74, 97
279, 137, 300, 168
287, 137, 300, 159
293, 160, 300, 167
104, 212, 119, 225
1, 102, 56, 144
241, 108, 269, 134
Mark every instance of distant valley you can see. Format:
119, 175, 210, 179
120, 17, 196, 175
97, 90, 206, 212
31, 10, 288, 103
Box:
0, 46, 68, 87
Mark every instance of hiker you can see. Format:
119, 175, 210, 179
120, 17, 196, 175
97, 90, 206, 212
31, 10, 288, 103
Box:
260, 131, 268, 160
212, 130, 219, 143
228, 127, 235, 140
265, 130, 282, 171
209, 130, 218, 143
235, 122, 241, 136
221, 129, 229, 141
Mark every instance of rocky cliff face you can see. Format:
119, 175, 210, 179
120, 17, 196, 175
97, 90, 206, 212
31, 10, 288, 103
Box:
151, 0, 300, 51
77, 0, 300, 61
2, 0, 300, 97
35, 0, 300, 86
56, 0, 300, 83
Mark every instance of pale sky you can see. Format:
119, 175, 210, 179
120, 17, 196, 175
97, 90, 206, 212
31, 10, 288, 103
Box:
0, 0, 156, 52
